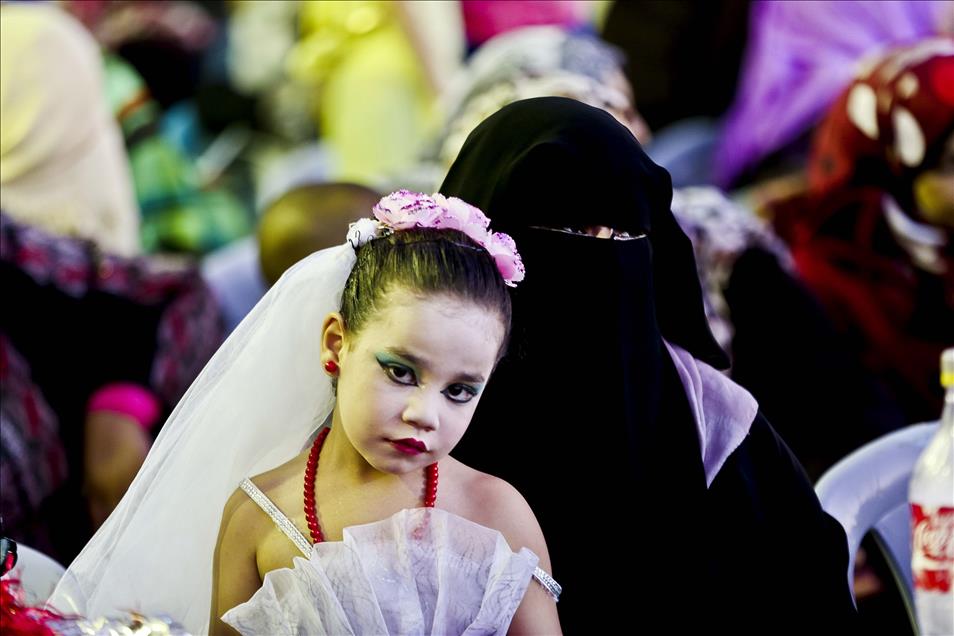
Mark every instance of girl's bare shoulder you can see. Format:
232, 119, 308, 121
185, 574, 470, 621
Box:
220, 449, 309, 535
441, 457, 550, 560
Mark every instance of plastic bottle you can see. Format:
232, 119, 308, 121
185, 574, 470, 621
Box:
909, 348, 954, 635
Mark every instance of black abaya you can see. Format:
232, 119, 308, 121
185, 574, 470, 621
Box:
440, 98, 857, 633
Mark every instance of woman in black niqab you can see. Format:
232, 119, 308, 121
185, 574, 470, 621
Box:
441, 98, 856, 634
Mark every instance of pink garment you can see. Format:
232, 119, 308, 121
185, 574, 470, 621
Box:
86, 382, 161, 431
461, 1, 591, 46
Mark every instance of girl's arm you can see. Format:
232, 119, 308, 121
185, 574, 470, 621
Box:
475, 478, 563, 635
209, 489, 263, 636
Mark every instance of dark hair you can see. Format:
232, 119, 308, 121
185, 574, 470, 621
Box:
341, 228, 512, 358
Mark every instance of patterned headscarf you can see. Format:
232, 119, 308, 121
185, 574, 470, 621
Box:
436, 26, 647, 168
808, 37, 954, 217
443, 25, 626, 117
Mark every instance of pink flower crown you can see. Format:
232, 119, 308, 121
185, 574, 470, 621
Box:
347, 190, 525, 287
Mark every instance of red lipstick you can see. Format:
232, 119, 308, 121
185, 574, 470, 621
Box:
390, 438, 427, 455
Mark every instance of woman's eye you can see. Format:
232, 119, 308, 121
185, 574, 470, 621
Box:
382, 363, 416, 386
442, 384, 478, 404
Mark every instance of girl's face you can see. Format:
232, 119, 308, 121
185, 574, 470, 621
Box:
323, 287, 505, 475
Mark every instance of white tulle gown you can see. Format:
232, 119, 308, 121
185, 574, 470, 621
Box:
223, 479, 561, 636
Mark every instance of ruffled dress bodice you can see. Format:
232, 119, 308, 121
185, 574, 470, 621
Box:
223, 480, 559, 635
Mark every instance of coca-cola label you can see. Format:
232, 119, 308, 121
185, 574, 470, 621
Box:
911, 504, 954, 593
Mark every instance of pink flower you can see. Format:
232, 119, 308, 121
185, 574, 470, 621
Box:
373, 190, 443, 230
484, 232, 525, 287
367, 190, 526, 287
431, 194, 491, 246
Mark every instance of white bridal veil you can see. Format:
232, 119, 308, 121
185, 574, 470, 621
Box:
50, 243, 357, 634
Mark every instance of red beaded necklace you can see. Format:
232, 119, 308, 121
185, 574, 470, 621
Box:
303, 427, 439, 544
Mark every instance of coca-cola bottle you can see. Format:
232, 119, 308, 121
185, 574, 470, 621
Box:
909, 347, 954, 635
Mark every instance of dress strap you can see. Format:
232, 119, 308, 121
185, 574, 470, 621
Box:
239, 479, 561, 600
532, 567, 562, 602
239, 478, 311, 557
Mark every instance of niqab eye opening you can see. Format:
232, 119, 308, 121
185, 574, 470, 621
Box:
528, 225, 647, 240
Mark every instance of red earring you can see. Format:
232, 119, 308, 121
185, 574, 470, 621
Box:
324, 360, 338, 375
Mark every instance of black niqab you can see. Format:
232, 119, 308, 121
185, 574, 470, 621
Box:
443, 97, 727, 370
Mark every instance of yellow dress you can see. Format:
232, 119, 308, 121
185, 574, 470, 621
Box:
288, 1, 439, 184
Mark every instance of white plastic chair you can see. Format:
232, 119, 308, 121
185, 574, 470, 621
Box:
0, 542, 66, 604
815, 421, 939, 622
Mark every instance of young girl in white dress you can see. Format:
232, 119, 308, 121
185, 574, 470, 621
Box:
51, 191, 561, 636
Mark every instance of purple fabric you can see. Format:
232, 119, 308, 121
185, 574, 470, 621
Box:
665, 340, 758, 487
714, 0, 951, 187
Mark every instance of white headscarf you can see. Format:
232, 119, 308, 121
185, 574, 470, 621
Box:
0, 3, 139, 256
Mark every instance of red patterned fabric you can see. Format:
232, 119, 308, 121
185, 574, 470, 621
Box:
808, 38, 954, 216
0, 337, 67, 556
0, 212, 224, 408
772, 40, 954, 422
0, 579, 61, 636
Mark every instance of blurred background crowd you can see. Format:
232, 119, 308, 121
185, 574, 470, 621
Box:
1, 1, 952, 632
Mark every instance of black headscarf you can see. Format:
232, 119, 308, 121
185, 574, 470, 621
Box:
441, 98, 725, 631
443, 97, 728, 370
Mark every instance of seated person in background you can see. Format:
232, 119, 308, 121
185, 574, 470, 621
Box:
770, 38, 954, 426
258, 182, 381, 285
1, 213, 224, 557
201, 182, 380, 334
0, 3, 139, 257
